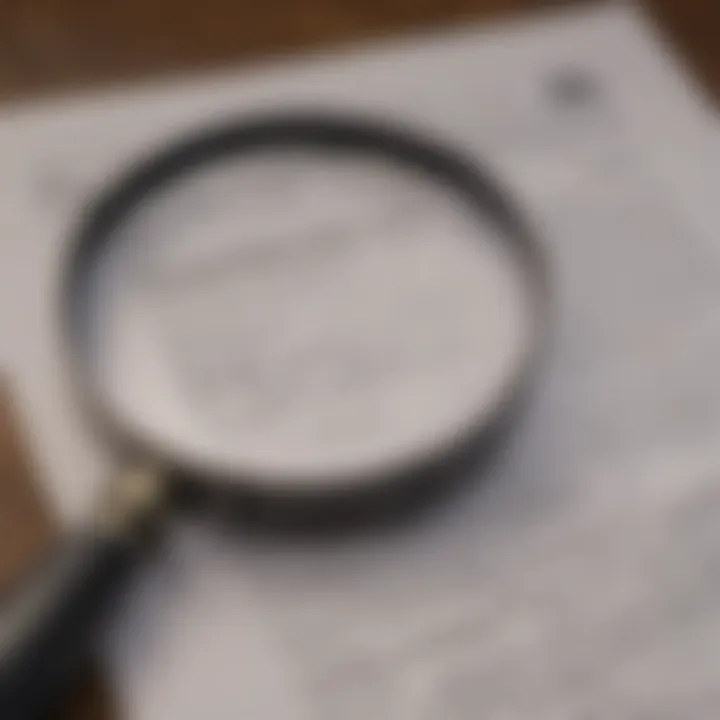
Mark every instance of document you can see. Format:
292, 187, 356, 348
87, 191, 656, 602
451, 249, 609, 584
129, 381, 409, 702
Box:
2, 3, 720, 717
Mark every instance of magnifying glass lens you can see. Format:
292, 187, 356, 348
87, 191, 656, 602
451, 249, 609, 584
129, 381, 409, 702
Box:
82, 147, 533, 487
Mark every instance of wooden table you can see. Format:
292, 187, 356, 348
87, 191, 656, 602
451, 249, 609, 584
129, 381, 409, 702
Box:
0, 0, 719, 103
0, 1, 718, 717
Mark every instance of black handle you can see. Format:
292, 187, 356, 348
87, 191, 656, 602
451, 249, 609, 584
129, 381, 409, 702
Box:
0, 531, 142, 718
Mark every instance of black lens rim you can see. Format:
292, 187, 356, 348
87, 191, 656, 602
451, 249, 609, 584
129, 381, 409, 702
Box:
61, 111, 552, 531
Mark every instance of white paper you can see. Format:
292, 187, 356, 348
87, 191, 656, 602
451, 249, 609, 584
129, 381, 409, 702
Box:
3, 2, 720, 717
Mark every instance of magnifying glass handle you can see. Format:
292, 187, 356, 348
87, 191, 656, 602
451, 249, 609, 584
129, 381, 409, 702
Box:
0, 532, 141, 718
0, 468, 164, 718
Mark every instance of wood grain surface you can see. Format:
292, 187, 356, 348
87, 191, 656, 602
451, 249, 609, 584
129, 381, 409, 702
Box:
0, 1, 718, 102
0, 1, 717, 718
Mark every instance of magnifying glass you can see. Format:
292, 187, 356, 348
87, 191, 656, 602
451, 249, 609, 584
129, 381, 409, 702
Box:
0, 113, 550, 717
